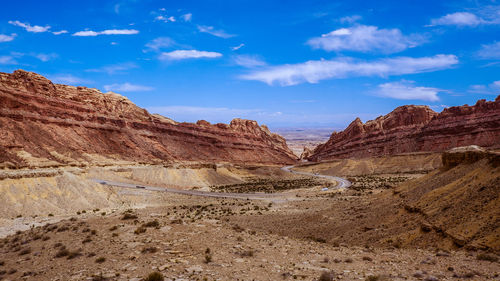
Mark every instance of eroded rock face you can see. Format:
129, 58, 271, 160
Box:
0, 70, 297, 168
308, 97, 500, 161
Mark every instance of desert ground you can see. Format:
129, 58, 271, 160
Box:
0, 151, 498, 281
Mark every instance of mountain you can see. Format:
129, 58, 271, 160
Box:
307, 96, 500, 161
0, 70, 296, 169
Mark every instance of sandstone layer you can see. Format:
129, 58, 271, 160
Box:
0, 70, 296, 169
307, 96, 500, 161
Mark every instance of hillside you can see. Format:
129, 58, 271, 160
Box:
0, 70, 297, 168
307, 96, 500, 161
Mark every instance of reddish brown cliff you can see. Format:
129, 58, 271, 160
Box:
308, 96, 500, 161
0, 70, 297, 168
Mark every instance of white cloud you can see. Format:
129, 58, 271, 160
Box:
0, 33, 16, 42
431, 12, 484, 26
86, 62, 138, 74
477, 41, 500, 59
181, 13, 192, 22
0, 56, 17, 64
231, 43, 245, 51
155, 15, 176, 22
307, 25, 424, 54
73, 29, 139, 36
241, 54, 458, 86
339, 15, 362, 24
159, 50, 222, 60
52, 30, 68, 35
8, 20, 50, 33
197, 25, 235, 38
103, 83, 153, 92
34, 53, 58, 62
469, 80, 500, 94
233, 55, 267, 68
145, 37, 176, 51
376, 81, 442, 101
47, 74, 90, 85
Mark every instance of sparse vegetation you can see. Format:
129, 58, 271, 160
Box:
319, 271, 335, 281
477, 253, 498, 262
95, 257, 106, 264
134, 226, 147, 234
144, 272, 164, 281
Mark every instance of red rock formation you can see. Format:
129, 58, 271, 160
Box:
308, 97, 500, 161
0, 70, 297, 168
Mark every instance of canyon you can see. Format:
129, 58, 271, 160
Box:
307, 96, 500, 161
0, 70, 296, 170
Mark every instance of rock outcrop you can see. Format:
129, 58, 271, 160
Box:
0, 70, 297, 168
308, 96, 500, 161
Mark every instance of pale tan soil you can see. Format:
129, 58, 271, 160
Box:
0, 191, 498, 281
295, 153, 442, 176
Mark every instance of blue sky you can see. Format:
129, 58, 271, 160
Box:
0, 0, 499, 129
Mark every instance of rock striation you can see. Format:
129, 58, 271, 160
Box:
308, 96, 500, 161
0, 70, 297, 168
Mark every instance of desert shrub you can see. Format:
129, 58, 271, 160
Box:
204, 248, 212, 263
67, 250, 82, 259
141, 247, 158, 254
134, 226, 146, 235
82, 237, 92, 244
362, 256, 373, 261
90, 230, 97, 235
55, 248, 69, 258
319, 271, 335, 281
344, 258, 353, 263
109, 225, 118, 231
365, 276, 379, 281
477, 253, 498, 262
19, 248, 31, 255
121, 213, 138, 220
95, 257, 106, 263
48, 213, 54, 217
144, 272, 164, 281
143, 220, 160, 228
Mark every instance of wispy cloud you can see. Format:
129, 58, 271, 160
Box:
181, 13, 192, 22
103, 83, 153, 92
376, 80, 442, 101
431, 12, 484, 26
197, 25, 235, 38
307, 25, 425, 54
47, 74, 91, 85
86, 62, 138, 74
8, 20, 50, 32
155, 15, 176, 22
231, 43, 245, 51
430, 7, 500, 27
145, 37, 176, 51
52, 30, 68, 35
0, 34, 16, 42
0, 56, 17, 64
34, 53, 58, 62
159, 50, 222, 60
468, 80, 500, 94
241, 54, 458, 86
477, 41, 500, 59
339, 15, 362, 24
233, 55, 267, 68
73, 29, 139, 36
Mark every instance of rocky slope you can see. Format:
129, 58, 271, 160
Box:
307, 96, 500, 161
0, 70, 296, 168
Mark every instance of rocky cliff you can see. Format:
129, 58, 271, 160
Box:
308, 96, 500, 161
0, 70, 297, 168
